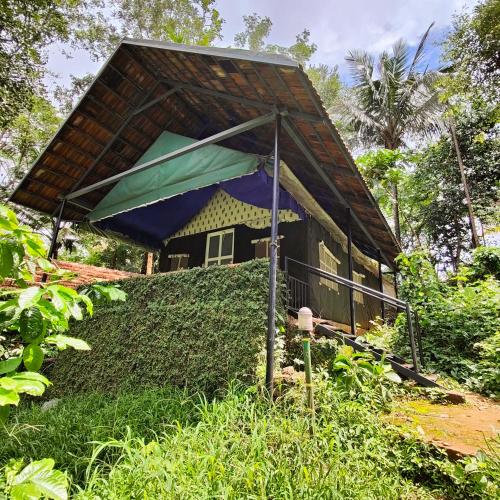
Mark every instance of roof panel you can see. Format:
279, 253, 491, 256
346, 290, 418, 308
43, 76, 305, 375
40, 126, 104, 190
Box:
9, 39, 400, 265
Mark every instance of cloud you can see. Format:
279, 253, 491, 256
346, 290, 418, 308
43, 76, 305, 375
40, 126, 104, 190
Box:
46, 0, 479, 90
216, 0, 479, 68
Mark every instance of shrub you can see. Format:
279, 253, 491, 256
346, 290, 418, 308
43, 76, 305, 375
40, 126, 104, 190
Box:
466, 246, 500, 281
47, 260, 285, 397
395, 251, 500, 396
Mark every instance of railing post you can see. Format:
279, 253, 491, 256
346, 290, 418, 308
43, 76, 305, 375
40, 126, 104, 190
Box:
377, 250, 385, 321
346, 208, 356, 336
284, 256, 289, 312
266, 113, 281, 397
414, 310, 425, 368
405, 304, 419, 373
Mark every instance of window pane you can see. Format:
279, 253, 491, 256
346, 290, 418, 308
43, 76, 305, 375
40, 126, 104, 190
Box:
220, 258, 232, 265
221, 232, 233, 256
208, 235, 220, 258
207, 260, 218, 267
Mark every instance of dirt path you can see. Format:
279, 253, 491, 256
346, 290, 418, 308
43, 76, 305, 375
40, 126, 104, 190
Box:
388, 392, 499, 459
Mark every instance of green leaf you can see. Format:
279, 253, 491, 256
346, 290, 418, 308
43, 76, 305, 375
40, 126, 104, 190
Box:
0, 241, 14, 278
11, 378, 46, 397
11, 458, 68, 500
11, 372, 50, 387
69, 302, 82, 321
23, 344, 44, 371
384, 370, 402, 383
45, 335, 90, 351
0, 387, 20, 406
19, 308, 45, 343
0, 404, 10, 423
79, 294, 93, 316
18, 287, 43, 310
36, 258, 54, 273
0, 357, 22, 374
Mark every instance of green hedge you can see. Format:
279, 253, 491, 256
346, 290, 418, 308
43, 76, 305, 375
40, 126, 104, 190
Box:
49, 260, 284, 396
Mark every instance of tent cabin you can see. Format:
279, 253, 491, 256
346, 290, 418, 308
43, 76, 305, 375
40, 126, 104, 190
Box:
9, 40, 401, 381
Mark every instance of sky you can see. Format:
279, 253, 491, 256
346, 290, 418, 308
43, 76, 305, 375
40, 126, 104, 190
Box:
46, 0, 479, 91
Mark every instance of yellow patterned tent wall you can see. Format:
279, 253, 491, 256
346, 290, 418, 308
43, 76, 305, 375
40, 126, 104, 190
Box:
166, 188, 301, 242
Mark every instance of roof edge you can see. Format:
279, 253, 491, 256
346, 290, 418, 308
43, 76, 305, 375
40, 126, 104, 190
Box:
122, 38, 300, 68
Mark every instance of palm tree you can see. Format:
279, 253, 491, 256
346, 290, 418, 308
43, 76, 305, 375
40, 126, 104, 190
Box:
341, 25, 441, 244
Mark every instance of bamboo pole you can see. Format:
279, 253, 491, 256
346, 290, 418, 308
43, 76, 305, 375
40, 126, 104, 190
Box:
303, 336, 315, 435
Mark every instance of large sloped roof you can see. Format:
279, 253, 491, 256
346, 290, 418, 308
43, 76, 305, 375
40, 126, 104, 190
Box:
9, 39, 400, 265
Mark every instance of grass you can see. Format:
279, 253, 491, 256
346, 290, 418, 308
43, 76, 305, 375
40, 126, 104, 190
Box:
1, 381, 498, 499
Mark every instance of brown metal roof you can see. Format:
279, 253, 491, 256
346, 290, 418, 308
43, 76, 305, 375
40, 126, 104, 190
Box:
9, 39, 400, 266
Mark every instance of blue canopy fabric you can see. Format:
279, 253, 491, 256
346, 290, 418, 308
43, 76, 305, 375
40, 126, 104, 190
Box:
94, 169, 305, 248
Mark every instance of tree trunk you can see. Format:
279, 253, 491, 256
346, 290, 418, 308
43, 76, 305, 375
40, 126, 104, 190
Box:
449, 120, 480, 248
391, 181, 401, 245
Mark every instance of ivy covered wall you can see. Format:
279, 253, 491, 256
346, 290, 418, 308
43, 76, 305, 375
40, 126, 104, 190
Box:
49, 260, 283, 396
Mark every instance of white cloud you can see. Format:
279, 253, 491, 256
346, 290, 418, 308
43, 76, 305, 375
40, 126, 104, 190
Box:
46, 0, 479, 89
216, 0, 479, 67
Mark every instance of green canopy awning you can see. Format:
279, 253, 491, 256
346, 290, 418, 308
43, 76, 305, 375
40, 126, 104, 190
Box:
89, 131, 260, 222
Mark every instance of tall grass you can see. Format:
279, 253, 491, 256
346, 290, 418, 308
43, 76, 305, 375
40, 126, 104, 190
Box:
0, 386, 199, 482
74, 386, 430, 499
1, 381, 497, 499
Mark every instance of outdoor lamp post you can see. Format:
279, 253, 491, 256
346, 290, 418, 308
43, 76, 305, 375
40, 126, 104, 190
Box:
298, 307, 314, 434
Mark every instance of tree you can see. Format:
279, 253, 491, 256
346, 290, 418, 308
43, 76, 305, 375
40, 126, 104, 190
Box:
442, 0, 500, 109
112, 0, 223, 46
234, 13, 317, 66
340, 25, 441, 244
0, 0, 115, 129
357, 149, 424, 250
0, 96, 61, 234
306, 64, 341, 111
0, 205, 127, 424
410, 103, 499, 270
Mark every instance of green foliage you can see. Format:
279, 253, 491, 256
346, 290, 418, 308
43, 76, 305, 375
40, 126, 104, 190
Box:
48, 260, 284, 397
0, 386, 199, 483
0, 205, 126, 420
442, 0, 500, 109
0, 458, 68, 500
342, 25, 440, 150
467, 246, 500, 281
396, 251, 500, 396
113, 0, 223, 46
306, 64, 342, 111
327, 345, 401, 408
411, 103, 499, 268
0, 0, 114, 129
0, 96, 60, 218
66, 231, 145, 273
233, 12, 317, 66
2, 382, 497, 498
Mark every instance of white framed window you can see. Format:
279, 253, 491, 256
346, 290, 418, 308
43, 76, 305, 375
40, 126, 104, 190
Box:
169, 254, 189, 271
251, 236, 283, 259
353, 271, 365, 303
318, 241, 340, 291
205, 228, 234, 267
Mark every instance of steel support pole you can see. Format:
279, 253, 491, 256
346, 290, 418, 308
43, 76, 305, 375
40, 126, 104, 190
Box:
265, 114, 281, 396
47, 200, 66, 260
405, 304, 419, 373
42, 200, 66, 283
378, 251, 385, 321
346, 208, 356, 336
